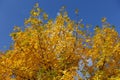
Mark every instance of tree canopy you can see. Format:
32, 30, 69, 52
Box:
0, 3, 120, 80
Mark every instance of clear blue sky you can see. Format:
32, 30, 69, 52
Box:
0, 0, 120, 51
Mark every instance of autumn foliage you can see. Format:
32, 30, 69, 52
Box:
0, 3, 120, 80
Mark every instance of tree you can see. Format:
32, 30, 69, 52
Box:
0, 3, 120, 80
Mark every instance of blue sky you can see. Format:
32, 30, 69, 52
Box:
0, 0, 120, 51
